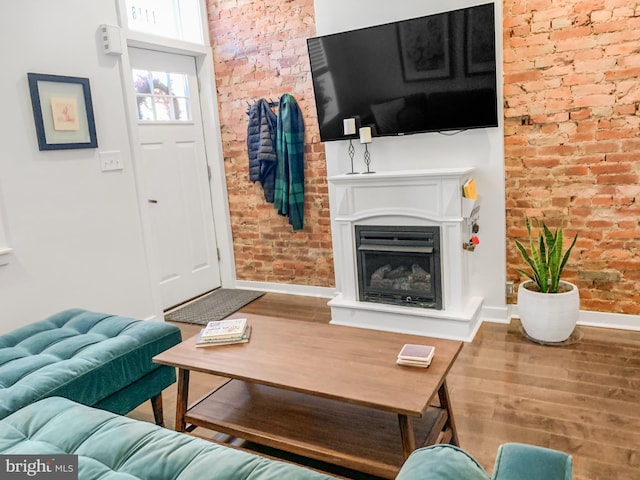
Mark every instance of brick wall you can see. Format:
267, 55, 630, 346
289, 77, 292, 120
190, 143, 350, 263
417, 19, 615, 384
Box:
206, 0, 334, 287
504, 0, 640, 314
208, 0, 640, 315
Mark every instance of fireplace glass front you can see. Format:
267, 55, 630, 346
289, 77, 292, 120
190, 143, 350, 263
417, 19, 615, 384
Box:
355, 225, 442, 309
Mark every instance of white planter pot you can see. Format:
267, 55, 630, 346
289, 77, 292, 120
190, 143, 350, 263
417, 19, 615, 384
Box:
517, 281, 580, 343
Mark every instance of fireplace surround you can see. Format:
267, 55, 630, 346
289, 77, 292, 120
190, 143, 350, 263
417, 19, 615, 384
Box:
328, 168, 483, 341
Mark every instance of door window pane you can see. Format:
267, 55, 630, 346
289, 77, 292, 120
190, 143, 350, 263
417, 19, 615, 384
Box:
133, 69, 191, 122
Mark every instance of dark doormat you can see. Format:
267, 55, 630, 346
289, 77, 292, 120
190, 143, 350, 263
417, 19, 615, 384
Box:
165, 288, 265, 325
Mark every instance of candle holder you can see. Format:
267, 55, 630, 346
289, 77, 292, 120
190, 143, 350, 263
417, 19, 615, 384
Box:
343, 117, 360, 174
359, 126, 375, 174
362, 143, 374, 174
346, 137, 358, 174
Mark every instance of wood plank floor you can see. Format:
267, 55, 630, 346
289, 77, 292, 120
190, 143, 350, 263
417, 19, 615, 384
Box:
129, 292, 640, 480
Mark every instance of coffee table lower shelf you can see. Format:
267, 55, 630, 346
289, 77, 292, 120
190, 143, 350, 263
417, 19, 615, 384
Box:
185, 379, 451, 479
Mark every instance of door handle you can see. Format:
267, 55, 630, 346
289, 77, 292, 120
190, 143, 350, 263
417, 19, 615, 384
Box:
148, 199, 158, 204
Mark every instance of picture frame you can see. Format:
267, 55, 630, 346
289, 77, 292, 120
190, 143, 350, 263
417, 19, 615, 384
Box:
398, 13, 451, 81
27, 73, 98, 151
465, 6, 496, 75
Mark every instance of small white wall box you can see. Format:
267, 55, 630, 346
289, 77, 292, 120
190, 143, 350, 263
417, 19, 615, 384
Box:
100, 24, 123, 55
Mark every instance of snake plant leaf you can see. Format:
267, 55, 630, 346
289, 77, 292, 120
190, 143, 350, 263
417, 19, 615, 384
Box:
515, 217, 577, 293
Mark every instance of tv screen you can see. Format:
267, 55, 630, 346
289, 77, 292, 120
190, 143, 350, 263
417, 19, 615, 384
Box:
307, 3, 498, 142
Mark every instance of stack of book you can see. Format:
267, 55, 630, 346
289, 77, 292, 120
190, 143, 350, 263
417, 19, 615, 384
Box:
463, 178, 478, 200
196, 317, 251, 348
396, 344, 435, 368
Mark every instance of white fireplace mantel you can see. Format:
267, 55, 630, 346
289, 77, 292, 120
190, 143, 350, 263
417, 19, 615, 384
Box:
330, 168, 478, 221
328, 168, 483, 341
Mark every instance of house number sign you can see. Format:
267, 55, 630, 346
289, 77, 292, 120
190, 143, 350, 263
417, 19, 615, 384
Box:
129, 5, 158, 25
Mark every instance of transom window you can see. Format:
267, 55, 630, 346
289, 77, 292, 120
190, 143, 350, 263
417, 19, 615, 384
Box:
132, 70, 191, 122
125, 0, 204, 44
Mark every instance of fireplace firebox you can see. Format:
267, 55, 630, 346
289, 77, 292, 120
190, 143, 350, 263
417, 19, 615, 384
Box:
355, 225, 442, 310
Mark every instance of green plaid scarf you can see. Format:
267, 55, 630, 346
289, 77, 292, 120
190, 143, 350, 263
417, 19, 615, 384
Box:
274, 94, 305, 231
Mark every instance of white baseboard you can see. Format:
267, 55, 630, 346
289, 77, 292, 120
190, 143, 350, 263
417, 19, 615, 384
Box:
234, 280, 336, 299
576, 309, 640, 331
508, 305, 640, 331
481, 305, 510, 324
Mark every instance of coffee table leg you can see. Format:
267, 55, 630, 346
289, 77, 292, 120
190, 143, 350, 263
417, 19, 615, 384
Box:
175, 368, 190, 432
437, 379, 459, 446
398, 414, 416, 459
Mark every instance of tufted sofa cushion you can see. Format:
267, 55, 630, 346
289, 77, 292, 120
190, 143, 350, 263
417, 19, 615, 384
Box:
0, 309, 181, 420
0, 397, 340, 480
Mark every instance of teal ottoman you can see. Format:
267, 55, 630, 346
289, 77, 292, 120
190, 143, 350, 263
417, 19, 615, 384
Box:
0, 309, 181, 424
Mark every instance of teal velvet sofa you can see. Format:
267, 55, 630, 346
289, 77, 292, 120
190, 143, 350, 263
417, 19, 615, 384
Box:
0, 397, 573, 480
0, 309, 181, 424
396, 443, 573, 480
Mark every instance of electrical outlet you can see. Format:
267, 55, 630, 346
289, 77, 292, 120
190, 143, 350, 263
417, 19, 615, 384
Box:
506, 281, 515, 298
100, 151, 123, 172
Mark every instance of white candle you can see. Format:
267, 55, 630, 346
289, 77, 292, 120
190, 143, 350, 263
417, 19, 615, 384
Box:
343, 118, 356, 136
359, 126, 372, 144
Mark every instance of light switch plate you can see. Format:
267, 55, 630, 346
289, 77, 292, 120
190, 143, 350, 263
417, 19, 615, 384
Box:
100, 151, 123, 172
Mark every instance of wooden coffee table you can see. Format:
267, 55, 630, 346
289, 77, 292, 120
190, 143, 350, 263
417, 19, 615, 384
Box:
153, 314, 463, 479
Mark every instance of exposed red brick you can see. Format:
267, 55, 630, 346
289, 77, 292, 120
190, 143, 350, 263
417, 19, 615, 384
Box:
504, 0, 640, 315
207, 0, 334, 288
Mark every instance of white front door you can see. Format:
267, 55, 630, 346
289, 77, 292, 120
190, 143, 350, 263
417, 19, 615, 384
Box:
129, 47, 221, 309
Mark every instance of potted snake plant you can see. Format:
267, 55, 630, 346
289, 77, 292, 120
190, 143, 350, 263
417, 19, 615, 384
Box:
515, 217, 579, 343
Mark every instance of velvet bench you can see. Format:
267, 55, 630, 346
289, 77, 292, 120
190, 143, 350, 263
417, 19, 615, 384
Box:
0, 397, 573, 480
0, 308, 181, 424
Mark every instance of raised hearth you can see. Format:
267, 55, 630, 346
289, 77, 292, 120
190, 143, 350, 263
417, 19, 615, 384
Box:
328, 168, 483, 341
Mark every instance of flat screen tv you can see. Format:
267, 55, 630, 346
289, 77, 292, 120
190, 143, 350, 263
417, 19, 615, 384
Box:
307, 3, 498, 142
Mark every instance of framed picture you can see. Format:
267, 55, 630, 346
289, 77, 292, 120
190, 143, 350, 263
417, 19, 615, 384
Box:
465, 6, 496, 74
398, 14, 451, 81
27, 73, 98, 150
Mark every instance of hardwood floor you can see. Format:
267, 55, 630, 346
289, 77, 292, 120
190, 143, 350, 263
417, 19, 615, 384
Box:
449, 320, 640, 480
129, 293, 640, 480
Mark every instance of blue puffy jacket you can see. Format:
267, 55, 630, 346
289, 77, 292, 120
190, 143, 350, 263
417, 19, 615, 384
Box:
247, 99, 277, 203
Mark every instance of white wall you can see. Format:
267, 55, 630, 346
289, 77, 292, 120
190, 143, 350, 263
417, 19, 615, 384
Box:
0, 0, 157, 332
314, 0, 508, 322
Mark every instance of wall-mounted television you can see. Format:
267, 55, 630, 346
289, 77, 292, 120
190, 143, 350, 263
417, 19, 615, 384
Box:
307, 3, 498, 142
